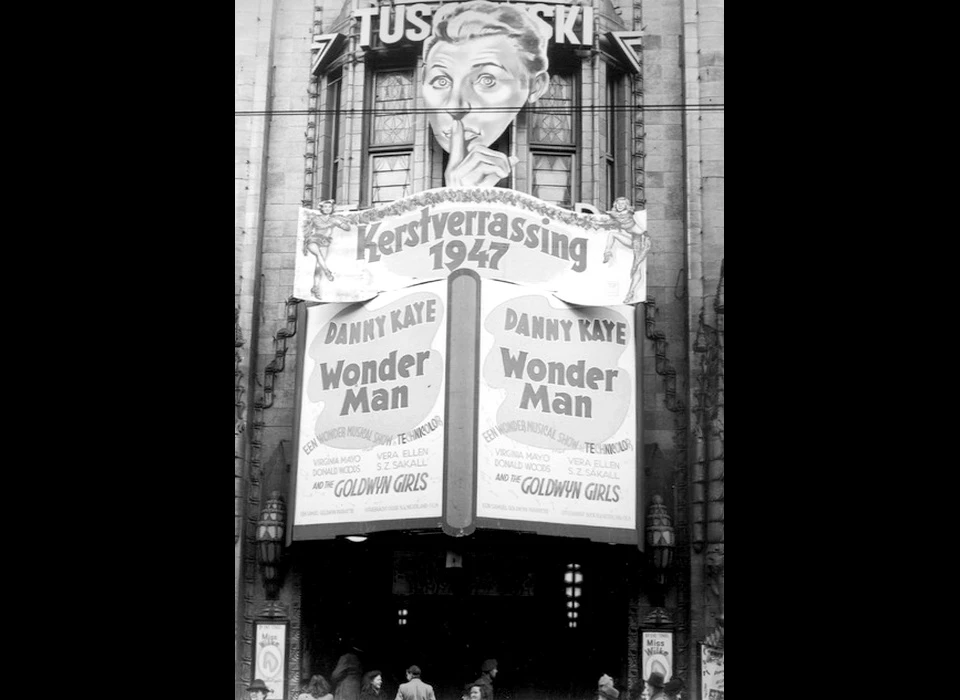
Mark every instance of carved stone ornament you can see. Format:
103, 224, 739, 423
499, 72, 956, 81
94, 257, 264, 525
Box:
704, 614, 724, 649
705, 544, 724, 599
258, 599, 290, 619
642, 607, 674, 628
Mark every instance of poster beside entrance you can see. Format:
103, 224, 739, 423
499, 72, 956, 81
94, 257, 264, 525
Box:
701, 645, 724, 699
254, 622, 287, 699
641, 631, 673, 683
475, 279, 639, 540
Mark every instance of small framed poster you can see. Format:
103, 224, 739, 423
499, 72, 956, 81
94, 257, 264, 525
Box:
254, 621, 288, 699
700, 643, 724, 700
641, 631, 673, 682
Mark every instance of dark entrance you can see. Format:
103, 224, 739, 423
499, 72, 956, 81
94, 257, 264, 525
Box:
297, 531, 638, 700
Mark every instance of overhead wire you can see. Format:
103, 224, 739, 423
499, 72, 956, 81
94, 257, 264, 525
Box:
236, 103, 724, 117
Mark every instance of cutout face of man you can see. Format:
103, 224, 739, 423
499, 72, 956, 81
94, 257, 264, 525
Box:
422, 34, 547, 152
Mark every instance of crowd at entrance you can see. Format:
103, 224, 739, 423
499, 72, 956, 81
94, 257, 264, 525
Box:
245, 654, 685, 700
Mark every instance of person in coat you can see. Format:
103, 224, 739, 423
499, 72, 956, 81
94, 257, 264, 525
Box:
471, 659, 498, 700
394, 665, 436, 700
332, 652, 363, 700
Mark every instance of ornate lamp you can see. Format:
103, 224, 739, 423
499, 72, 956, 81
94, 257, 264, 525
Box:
645, 495, 675, 606
638, 495, 676, 698
256, 491, 286, 600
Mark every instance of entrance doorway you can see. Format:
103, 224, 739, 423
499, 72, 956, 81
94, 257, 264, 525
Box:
297, 532, 636, 700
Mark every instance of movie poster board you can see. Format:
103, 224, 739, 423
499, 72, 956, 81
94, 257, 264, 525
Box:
291, 0, 650, 542
254, 622, 288, 699
474, 279, 641, 543
701, 645, 724, 700
291, 281, 447, 539
642, 631, 674, 683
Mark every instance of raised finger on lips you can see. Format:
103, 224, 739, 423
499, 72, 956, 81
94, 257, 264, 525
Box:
447, 118, 467, 169
452, 155, 512, 186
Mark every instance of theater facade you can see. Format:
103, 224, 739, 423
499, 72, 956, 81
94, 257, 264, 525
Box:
236, 1, 724, 699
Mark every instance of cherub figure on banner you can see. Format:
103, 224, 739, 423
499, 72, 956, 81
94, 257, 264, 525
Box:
603, 197, 651, 304
303, 200, 351, 298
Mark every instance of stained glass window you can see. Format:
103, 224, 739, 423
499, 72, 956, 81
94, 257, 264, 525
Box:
366, 69, 415, 206
372, 71, 415, 147
529, 70, 577, 207
530, 74, 575, 146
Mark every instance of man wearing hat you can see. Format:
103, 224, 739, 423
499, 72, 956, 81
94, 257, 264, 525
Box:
643, 672, 667, 700
247, 679, 272, 700
471, 659, 498, 700
663, 677, 684, 700
394, 665, 436, 700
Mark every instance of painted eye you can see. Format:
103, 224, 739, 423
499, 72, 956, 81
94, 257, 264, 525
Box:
476, 74, 497, 88
430, 75, 451, 88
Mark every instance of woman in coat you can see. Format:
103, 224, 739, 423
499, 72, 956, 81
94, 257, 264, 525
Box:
359, 670, 383, 700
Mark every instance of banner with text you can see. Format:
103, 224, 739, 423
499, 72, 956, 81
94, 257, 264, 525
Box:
293, 282, 446, 534
295, 188, 647, 307
475, 279, 638, 538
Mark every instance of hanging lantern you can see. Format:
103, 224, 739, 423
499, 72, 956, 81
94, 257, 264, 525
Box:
646, 495, 675, 587
257, 491, 286, 600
